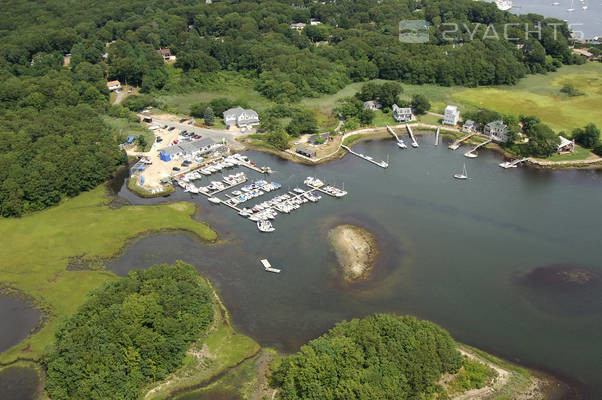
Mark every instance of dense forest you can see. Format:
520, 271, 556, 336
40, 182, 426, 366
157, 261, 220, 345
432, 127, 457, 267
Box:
44, 262, 214, 400
271, 314, 463, 399
0, 0, 578, 216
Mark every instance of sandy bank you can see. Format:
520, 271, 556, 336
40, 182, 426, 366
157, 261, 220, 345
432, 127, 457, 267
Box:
328, 224, 377, 282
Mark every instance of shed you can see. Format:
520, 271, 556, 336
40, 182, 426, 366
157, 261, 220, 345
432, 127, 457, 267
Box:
296, 146, 316, 158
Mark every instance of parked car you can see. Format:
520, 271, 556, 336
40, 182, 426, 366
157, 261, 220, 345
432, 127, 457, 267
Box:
172, 167, 180, 171
156, 137, 163, 142
179, 118, 187, 123
168, 127, 175, 131
193, 135, 202, 139
162, 124, 168, 129
188, 121, 194, 125
173, 139, 178, 144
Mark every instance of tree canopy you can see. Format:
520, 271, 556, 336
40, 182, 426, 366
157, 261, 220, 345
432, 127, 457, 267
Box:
44, 262, 214, 400
271, 314, 462, 400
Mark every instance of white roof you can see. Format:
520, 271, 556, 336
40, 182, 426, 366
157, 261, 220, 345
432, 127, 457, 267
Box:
558, 136, 573, 148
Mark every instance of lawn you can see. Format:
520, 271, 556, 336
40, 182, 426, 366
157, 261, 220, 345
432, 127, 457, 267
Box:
539, 144, 594, 162
102, 115, 154, 151
0, 186, 217, 364
452, 63, 602, 134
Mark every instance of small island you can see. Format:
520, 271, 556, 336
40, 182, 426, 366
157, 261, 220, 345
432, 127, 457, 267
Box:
328, 224, 377, 282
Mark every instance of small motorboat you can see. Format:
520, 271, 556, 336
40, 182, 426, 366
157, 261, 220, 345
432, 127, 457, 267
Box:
208, 197, 221, 204
464, 151, 478, 158
397, 141, 407, 149
257, 219, 275, 232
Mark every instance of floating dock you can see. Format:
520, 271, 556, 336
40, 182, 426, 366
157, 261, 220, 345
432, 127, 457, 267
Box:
499, 157, 530, 169
261, 259, 281, 273
449, 132, 477, 150
406, 124, 419, 148
341, 145, 388, 168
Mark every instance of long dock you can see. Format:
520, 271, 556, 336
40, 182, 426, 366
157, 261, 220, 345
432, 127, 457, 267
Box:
260, 259, 281, 273
341, 145, 388, 168
387, 125, 407, 148
406, 124, 419, 148
449, 132, 477, 150
435, 127, 440, 146
464, 139, 492, 157
499, 157, 530, 169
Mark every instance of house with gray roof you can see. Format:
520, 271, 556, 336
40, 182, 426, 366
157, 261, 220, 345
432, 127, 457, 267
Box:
363, 100, 382, 111
392, 104, 413, 122
484, 120, 509, 143
160, 137, 224, 158
462, 120, 478, 133
223, 107, 260, 131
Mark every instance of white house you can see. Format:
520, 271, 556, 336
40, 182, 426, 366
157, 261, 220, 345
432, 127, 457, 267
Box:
223, 107, 260, 130
392, 104, 413, 122
363, 100, 382, 111
290, 22, 306, 30
443, 105, 460, 126
557, 136, 575, 154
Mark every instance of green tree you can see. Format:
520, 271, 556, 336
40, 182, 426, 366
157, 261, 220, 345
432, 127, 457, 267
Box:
411, 94, 431, 115
573, 123, 600, 149
203, 107, 215, 126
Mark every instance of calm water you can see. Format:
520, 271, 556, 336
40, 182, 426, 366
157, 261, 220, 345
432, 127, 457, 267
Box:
489, 0, 602, 38
0, 366, 40, 400
109, 136, 602, 398
0, 296, 40, 354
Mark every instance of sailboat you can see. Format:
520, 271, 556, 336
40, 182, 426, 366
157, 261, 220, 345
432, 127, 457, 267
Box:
567, 0, 575, 11
453, 163, 469, 180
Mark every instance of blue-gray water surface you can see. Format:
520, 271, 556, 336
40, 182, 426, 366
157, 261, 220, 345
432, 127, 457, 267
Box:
110, 135, 602, 398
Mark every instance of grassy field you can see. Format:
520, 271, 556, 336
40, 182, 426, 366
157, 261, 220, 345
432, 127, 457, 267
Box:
453, 63, 602, 134
102, 115, 154, 151
0, 186, 217, 364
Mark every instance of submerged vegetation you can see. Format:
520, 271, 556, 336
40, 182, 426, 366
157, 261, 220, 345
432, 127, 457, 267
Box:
45, 263, 214, 400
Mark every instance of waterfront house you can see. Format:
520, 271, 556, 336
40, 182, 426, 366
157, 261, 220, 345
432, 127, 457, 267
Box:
443, 105, 460, 126
462, 120, 478, 133
484, 120, 509, 143
106, 80, 121, 91
223, 107, 260, 131
557, 136, 575, 154
159, 137, 223, 159
363, 100, 382, 111
392, 104, 413, 122
296, 146, 316, 158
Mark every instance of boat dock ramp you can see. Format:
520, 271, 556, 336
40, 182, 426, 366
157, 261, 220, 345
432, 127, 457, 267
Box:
260, 259, 281, 273
464, 139, 492, 158
387, 125, 407, 149
449, 132, 477, 150
435, 127, 440, 146
499, 157, 530, 169
406, 124, 419, 148
341, 144, 388, 168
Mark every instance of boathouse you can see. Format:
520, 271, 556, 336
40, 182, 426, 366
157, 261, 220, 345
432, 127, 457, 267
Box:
296, 146, 316, 158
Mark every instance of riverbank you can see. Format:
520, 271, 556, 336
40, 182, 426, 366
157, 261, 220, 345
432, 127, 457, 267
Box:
328, 224, 377, 283
243, 125, 602, 170
0, 186, 217, 366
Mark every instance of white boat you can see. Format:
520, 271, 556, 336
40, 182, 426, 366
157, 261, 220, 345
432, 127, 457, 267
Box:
567, 0, 575, 11
208, 197, 221, 204
495, 0, 513, 10
397, 141, 407, 149
499, 161, 518, 169
411, 141, 419, 148
453, 163, 469, 180
257, 220, 275, 232
552, 2, 560, 5
464, 151, 478, 158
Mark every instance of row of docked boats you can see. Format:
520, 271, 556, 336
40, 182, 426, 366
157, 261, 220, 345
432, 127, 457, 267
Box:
223, 179, 282, 208
180, 171, 203, 182
198, 172, 246, 195
303, 176, 348, 197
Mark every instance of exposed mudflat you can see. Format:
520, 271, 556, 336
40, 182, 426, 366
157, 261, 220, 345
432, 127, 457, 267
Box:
328, 224, 377, 283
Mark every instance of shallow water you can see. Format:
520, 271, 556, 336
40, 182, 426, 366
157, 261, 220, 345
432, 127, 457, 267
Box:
0, 366, 40, 400
0, 295, 40, 354
107, 135, 602, 398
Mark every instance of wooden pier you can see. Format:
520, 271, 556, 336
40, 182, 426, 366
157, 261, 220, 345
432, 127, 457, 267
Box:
406, 124, 419, 148
387, 125, 407, 148
435, 126, 440, 146
464, 139, 492, 157
499, 157, 530, 169
449, 132, 477, 150
341, 145, 388, 168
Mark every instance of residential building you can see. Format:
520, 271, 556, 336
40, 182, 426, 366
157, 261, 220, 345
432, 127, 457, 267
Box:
310, 19, 321, 25
296, 146, 316, 158
462, 120, 478, 133
160, 138, 224, 159
106, 80, 121, 91
484, 120, 509, 143
443, 105, 460, 126
557, 136, 575, 154
157, 48, 176, 62
392, 104, 413, 122
290, 22, 306, 30
363, 100, 382, 111
223, 107, 260, 130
